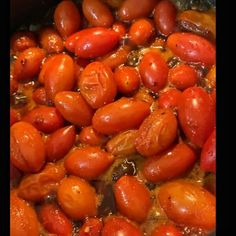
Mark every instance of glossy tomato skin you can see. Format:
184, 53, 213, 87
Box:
139, 51, 169, 93
177, 87, 215, 147
134, 87, 155, 105
54, 91, 94, 127
151, 224, 182, 236
10, 121, 45, 173
78, 218, 103, 236
102, 217, 143, 236
200, 128, 216, 173
142, 143, 197, 183
135, 108, 178, 157
158, 180, 216, 231
157, 89, 182, 109
112, 22, 127, 39
65, 146, 114, 180
79, 62, 117, 109
10, 108, 21, 126
114, 176, 151, 223
167, 32, 216, 66
92, 97, 150, 135
65, 27, 119, 58
32, 87, 48, 105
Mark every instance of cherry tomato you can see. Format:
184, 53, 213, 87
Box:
22, 106, 64, 133
10, 78, 18, 96
167, 32, 216, 66
134, 87, 155, 105
102, 217, 143, 236
157, 89, 182, 109
154, 0, 177, 36
112, 22, 127, 39
177, 87, 215, 147
57, 176, 97, 220
39, 203, 73, 236
78, 218, 103, 236
82, 0, 114, 27
79, 62, 117, 109
92, 97, 150, 135
114, 176, 151, 222
206, 65, 216, 89
10, 121, 45, 173
135, 108, 178, 157
65, 146, 114, 180
46, 125, 76, 162
54, 91, 94, 127
142, 143, 197, 183
139, 51, 169, 93
10, 108, 21, 126
10, 161, 21, 181
158, 180, 216, 231
151, 224, 182, 236
200, 128, 216, 173
32, 87, 48, 105
54, 0, 81, 38
114, 66, 140, 95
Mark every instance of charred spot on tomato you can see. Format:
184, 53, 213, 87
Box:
167, 57, 181, 68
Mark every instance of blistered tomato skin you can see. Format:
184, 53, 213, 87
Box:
10, 121, 45, 173
157, 89, 182, 109
178, 87, 215, 147
78, 218, 103, 236
158, 180, 216, 231
92, 97, 150, 135
151, 224, 182, 236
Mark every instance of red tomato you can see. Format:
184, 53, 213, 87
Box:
157, 89, 182, 109
82, 0, 114, 27
92, 97, 150, 135
112, 22, 127, 39
168, 64, 198, 90
206, 65, 216, 89
54, 91, 94, 127
114, 176, 151, 223
177, 87, 215, 147
46, 125, 76, 162
158, 180, 216, 231
22, 106, 64, 133
154, 0, 177, 36
10, 162, 21, 181
54, 0, 81, 38
78, 218, 103, 236
134, 87, 155, 105
114, 66, 140, 95
65, 146, 114, 180
65, 27, 119, 58
79, 62, 117, 109
139, 51, 169, 93
167, 33, 216, 66
102, 217, 143, 236
39, 203, 73, 236
200, 128, 216, 173
10, 121, 45, 173
10, 108, 21, 126
151, 224, 182, 236
142, 143, 197, 182
32, 87, 48, 105
57, 176, 97, 220
10, 78, 18, 96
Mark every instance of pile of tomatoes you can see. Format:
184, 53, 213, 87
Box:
10, 0, 216, 235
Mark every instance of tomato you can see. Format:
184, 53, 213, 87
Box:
79, 126, 108, 146
200, 128, 216, 173
134, 87, 155, 105
46, 125, 76, 162
82, 0, 114, 27
112, 22, 127, 39
10, 162, 21, 181
10, 108, 21, 126
157, 89, 182, 109
39, 203, 73, 236
65, 146, 114, 180
40, 54, 75, 102
206, 65, 216, 89
79, 62, 117, 109
32, 87, 48, 105
102, 217, 143, 236
10, 78, 18, 96
65, 27, 119, 58
139, 51, 169, 93
177, 87, 215, 147
151, 224, 182, 236
13, 47, 46, 81
18, 161, 66, 202
142, 143, 197, 182
78, 218, 103, 236
168, 64, 198, 90
10, 121, 45, 173
22, 106, 64, 133
135, 108, 178, 157
92, 97, 150, 135
54, 91, 94, 127
154, 0, 177, 36
54, 0, 81, 38
39, 27, 64, 53
167, 32, 216, 66
114, 66, 140, 95
118, 0, 157, 22
114, 176, 151, 222
158, 180, 216, 231
57, 176, 97, 220
10, 192, 39, 236
106, 130, 137, 156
